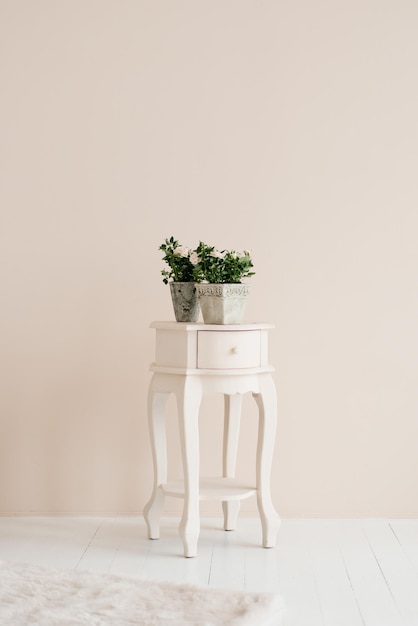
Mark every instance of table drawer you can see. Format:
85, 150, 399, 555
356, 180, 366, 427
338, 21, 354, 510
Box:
197, 330, 260, 369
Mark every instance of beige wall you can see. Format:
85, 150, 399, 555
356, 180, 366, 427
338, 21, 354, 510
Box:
1, 0, 417, 516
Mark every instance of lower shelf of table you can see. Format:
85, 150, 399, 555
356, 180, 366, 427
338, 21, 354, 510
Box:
161, 477, 257, 501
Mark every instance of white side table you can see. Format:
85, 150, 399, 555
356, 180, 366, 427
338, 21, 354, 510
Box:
143, 321, 280, 558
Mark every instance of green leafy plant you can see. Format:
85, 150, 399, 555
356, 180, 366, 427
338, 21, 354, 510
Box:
159, 237, 196, 284
192, 241, 255, 284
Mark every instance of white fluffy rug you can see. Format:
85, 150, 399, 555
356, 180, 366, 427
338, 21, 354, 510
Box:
0, 560, 285, 625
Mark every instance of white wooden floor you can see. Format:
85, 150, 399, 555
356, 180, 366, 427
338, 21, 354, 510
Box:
1, 516, 418, 625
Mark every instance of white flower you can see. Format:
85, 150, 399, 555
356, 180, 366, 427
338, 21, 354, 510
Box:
173, 246, 189, 257
190, 252, 200, 265
210, 248, 225, 259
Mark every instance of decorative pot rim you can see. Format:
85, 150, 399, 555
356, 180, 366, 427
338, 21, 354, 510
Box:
196, 283, 250, 298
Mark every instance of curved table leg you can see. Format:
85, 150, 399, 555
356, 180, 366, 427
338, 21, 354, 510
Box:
253, 374, 281, 548
143, 377, 170, 540
222, 394, 242, 531
176, 377, 202, 558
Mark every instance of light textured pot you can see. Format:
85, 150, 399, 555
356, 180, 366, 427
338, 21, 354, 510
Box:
169, 282, 200, 322
197, 284, 250, 324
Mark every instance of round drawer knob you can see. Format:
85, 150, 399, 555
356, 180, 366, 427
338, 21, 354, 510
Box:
230, 347, 238, 354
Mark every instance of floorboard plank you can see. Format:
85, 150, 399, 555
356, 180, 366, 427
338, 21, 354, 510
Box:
390, 520, 418, 576
338, 520, 404, 626
305, 520, 364, 626
362, 520, 418, 626
275, 520, 324, 626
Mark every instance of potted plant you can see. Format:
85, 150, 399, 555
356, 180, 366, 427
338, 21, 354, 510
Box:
159, 237, 200, 322
192, 242, 255, 324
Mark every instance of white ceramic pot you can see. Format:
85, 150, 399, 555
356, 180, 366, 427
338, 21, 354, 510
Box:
197, 284, 249, 324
